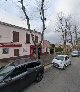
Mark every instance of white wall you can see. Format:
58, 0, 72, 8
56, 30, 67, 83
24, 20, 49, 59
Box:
0, 24, 12, 43
0, 23, 41, 59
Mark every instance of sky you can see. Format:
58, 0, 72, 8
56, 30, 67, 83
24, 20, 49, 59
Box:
0, 0, 80, 44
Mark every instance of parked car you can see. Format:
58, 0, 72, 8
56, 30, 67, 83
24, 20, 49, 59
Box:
52, 55, 71, 70
0, 58, 44, 92
71, 50, 80, 57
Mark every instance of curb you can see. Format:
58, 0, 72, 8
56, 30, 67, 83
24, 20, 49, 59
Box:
44, 63, 53, 71
44, 63, 52, 66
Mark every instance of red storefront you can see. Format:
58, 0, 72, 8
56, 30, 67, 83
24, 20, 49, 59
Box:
30, 45, 42, 59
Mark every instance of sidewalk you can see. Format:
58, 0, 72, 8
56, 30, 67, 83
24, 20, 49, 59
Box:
40, 54, 54, 66
0, 54, 54, 68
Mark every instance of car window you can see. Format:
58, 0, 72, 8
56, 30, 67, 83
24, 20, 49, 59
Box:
0, 66, 14, 78
55, 56, 64, 61
27, 62, 40, 68
10, 65, 27, 78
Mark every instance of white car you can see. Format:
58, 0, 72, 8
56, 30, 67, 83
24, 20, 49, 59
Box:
71, 50, 80, 57
52, 55, 71, 70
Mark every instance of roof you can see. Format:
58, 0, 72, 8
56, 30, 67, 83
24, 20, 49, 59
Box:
0, 21, 41, 35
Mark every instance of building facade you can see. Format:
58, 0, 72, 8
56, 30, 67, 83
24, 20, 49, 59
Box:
0, 21, 42, 60
43, 40, 51, 54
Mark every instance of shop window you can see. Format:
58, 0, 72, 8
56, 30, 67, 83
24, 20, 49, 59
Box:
2, 48, 9, 54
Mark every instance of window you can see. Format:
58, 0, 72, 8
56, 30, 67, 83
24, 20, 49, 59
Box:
2, 48, 9, 54
0, 66, 14, 78
10, 68, 21, 78
35, 36, 38, 43
13, 31, 19, 42
26, 33, 30, 43
10, 65, 27, 78
27, 62, 40, 68
14, 49, 19, 56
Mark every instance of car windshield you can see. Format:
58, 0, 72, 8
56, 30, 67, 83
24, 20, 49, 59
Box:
55, 56, 64, 61
0, 65, 14, 78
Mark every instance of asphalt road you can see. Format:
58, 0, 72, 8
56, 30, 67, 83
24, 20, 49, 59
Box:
22, 57, 80, 92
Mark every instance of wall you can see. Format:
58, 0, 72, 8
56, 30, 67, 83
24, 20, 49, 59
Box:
0, 23, 41, 59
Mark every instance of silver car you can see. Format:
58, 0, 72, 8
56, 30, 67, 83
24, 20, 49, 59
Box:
71, 50, 80, 57
52, 55, 71, 70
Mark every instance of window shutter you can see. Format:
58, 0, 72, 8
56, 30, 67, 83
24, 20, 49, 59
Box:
26, 33, 30, 43
13, 31, 19, 42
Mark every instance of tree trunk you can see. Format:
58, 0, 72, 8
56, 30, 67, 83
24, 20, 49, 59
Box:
35, 45, 38, 59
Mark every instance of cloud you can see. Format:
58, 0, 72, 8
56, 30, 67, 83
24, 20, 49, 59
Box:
0, 0, 80, 44
44, 31, 62, 43
45, 0, 80, 43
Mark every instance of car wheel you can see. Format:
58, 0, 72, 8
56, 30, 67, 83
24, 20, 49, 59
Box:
36, 72, 43, 82
63, 65, 66, 70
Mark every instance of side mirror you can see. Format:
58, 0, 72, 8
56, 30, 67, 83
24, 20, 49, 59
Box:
4, 77, 12, 83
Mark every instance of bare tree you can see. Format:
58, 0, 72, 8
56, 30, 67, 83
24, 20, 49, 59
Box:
55, 12, 73, 53
65, 17, 73, 46
5, 0, 46, 59
71, 23, 80, 50
19, 0, 46, 59
73, 24, 79, 45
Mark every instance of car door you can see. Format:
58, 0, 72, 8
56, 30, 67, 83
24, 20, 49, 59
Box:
1, 67, 23, 92
5, 66, 29, 92
0, 74, 13, 92
10, 67, 26, 92
8, 64, 34, 91
25, 62, 39, 84
16, 64, 31, 88
10, 64, 33, 91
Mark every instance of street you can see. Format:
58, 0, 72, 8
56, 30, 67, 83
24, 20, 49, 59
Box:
22, 57, 80, 92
